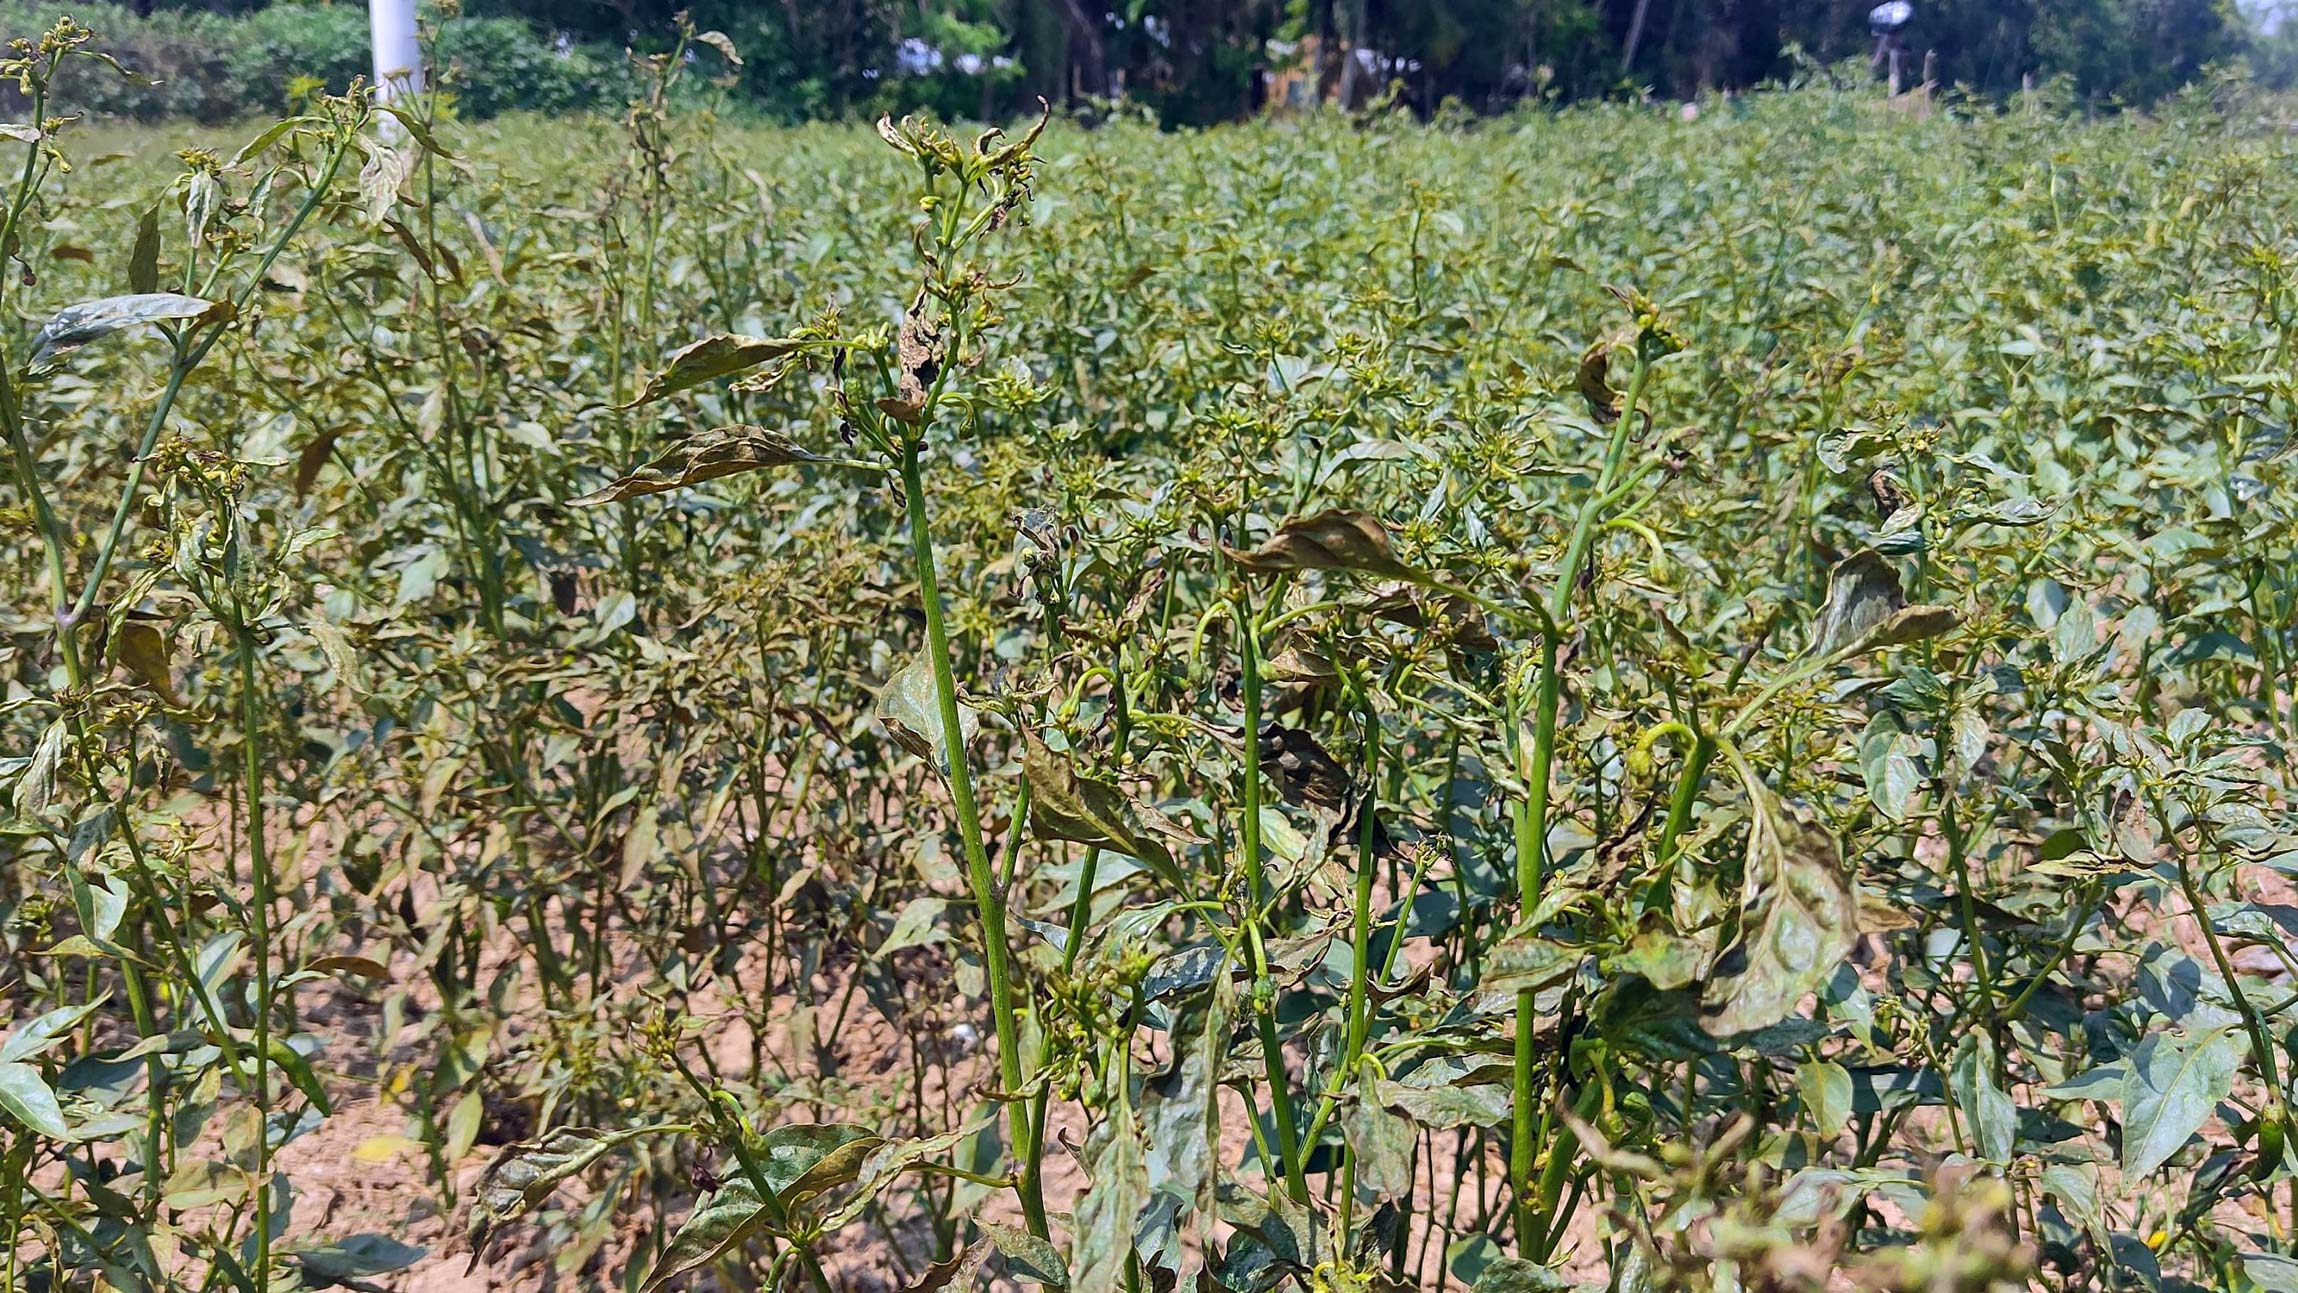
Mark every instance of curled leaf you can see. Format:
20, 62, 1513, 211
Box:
573, 428, 825, 505
31, 293, 230, 367
622, 334, 807, 407
694, 29, 743, 65
1699, 785, 1858, 1037
1807, 549, 1956, 659
875, 655, 978, 777
1223, 509, 1420, 581
1022, 734, 1189, 892
467, 1125, 667, 1261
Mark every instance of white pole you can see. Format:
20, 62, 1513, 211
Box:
369, 0, 422, 105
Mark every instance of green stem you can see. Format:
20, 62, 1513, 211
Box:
1510, 355, 1651, 1248
235, 609, 275, 1292
1235, 585, 1309, 1202
896, 442, 1047, 1240
1338, 693, 1382, 1236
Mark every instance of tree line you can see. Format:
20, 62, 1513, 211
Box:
74, 0, 2278, 122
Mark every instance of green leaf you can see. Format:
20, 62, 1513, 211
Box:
289, 1234, 427, 1288
2121, 1026, 2241, 1179
2240, 1251, 2298, 1293
127, 206, 159, 294
1468, 1256, 1573, 1291
1949, 1032, 2015, 1164
875, 896, 949, 958
1798, 1059, 1854, 1138
1221, 509, 1422, 581
378, 104, 457, 159
0, 997, 108, 1064
573, 427, 828, 505
1699, 788, 1858, 1037
30, 292, 230, 367
0, 1061, 70, 1139
621, 334, 808, 407
231, 117, 300, 166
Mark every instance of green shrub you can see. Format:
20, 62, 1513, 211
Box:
225, 3, 369, 111
0, 1, 611, 120
431, 16, 618, 117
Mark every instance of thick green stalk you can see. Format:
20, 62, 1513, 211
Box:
1510, 355, 1652, 1249
1235, 587, 1309, 1201
1641, 731, 1716, 913
896, 443, 1048, 1239
235, 610, 275, 1292
1338, 695, 1382, 1234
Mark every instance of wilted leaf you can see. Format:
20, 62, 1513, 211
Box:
1577, 333, 1626, 422
467, 1125, 666, 1255
1700, 789, 1857, 1037
1023, 735, 1187, 891
266, 1039, 334, 1115
1222, 510, 1421, 581
352, 1134, 420, 1164
876, 655, 978, 776
983, 1219, 1070, 1286
17, 721, 68, 821
643, 1179, 771, 1292
1807, 549, 1955, 659
31, 293, 229, 367
1371, 1077, 1512, 1130
622, 334, 807, 407
127, 206, 159, 294
902, 1243, 989, 1292
113, 620, 179, 705
295, 428, 344, 497
1072, 1109, 1148, 1292
307, 954, 391, 979
573, 427, 827, 505
1344, 1097, 1417, 1198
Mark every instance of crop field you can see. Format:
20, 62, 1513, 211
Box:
3, 20, 2298, 1293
